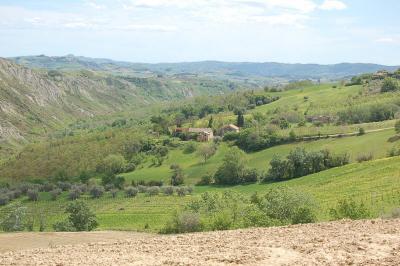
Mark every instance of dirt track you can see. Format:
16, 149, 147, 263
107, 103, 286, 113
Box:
1, 219, 399, 265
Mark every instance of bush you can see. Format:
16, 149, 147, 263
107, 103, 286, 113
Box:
27, 189, 39, 201
101, 174, 125, 189
162, 212, 202, 233
50, 188, 62, 200
1, 206, 27, 232
0, 194, 10, 206
381, 77, 400, 92
242, 168, 259, 183
388, 147, 400, 157
137, 185, 147, 193
53, 220, 75, 232
57, 181, 71, 191
125, 186, 139, 198
89, 185, 104, 199
183, 142, 196, 154
329, 199, 371, 220
170, 164, 185, 186
42, 183, 55, 192
146, 186, 160, 196
68, 188, 81, 200
54, 201, 98, 231
197, 174, 213, 185
176, 187, 187, 197
261, 187, 316, 224
356, 153, 374, 163
97, 154, 127, 175
162, 186, 174, 196
358, 127, 365, 135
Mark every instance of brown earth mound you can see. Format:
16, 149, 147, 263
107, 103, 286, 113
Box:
1, 219, 399, 265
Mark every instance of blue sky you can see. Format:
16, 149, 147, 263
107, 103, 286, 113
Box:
0, 0, 399, 64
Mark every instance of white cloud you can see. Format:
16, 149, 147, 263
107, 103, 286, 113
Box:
375, 37, 397, 44
115, 24, 178, 32
319, 0, 347, 10
86, 1, 106, 10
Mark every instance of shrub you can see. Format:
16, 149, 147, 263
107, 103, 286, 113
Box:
329, 199, 371, 220
68, 188, 81, 200
0, 194, 10, 206
146, 186, 160, 196
1, 205, 27, 232
53, 220, 75, 232
176, 187, 187, 197
261, 187, 316, 224
57, 181, 71, 191
162, 212, 202, 233
50, 188, 62, 200
42, 183, 55, 192
381, 77, 400, 92
54, 201, 98, 232
162, 186, 174, 196
125, 186, 138, 198
197, 174, 213, 186
242, 168, 259, 183
388, 147, 400, 157
356, 153, 374, 163
183, 141, 196, 154
27, 189, 39, 201
358, 127, 365, 135
170, 164, 185, 186
137, 185, 147, 193
89, 185, 104, 199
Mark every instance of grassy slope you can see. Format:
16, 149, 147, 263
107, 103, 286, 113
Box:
9, 155, 400, 231
122, 128, 399, 184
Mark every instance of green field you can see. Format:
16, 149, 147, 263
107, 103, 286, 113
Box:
122, 128, 399, 184
6, 155, 400, 232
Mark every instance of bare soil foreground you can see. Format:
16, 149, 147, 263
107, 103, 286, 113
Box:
1, 219, 400, 266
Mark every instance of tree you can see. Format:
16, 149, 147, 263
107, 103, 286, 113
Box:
395, 120, 400, 134
208, 116, 214, 128
214, 147, 246, 185
236, 112, 245, 127
170, 164, 185, 186
197, 143, 217, 163
65, 201, 98, 231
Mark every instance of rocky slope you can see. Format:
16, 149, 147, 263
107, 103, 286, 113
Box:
0, 58, 242, 151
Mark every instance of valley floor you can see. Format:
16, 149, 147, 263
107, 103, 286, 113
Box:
1, 219, 399, 265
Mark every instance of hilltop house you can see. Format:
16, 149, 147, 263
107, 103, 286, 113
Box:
174, 127, 214, 142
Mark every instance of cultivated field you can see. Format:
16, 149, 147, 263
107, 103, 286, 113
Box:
1, 219, 399, 265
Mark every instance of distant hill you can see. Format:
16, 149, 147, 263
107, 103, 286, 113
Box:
0, 58, 245, 149
11, 55, 399, 80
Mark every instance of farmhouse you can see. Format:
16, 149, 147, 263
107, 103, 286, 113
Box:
174, 127, 214, 142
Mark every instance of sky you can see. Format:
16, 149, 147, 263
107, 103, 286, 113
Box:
0, 0, 399, 65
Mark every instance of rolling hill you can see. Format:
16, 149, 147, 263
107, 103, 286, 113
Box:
0, 58, 247, 154
11, 55, 399, 80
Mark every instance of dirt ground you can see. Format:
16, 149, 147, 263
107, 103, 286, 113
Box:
0, 219, 399, 265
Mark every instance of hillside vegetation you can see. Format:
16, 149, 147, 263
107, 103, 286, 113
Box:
1, 61, 400, 234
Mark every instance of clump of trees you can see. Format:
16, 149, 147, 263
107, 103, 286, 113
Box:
338, 103, 399, 124
263, 148, 349, 182
213, 147, 259, 185
329, 198, 370, 220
